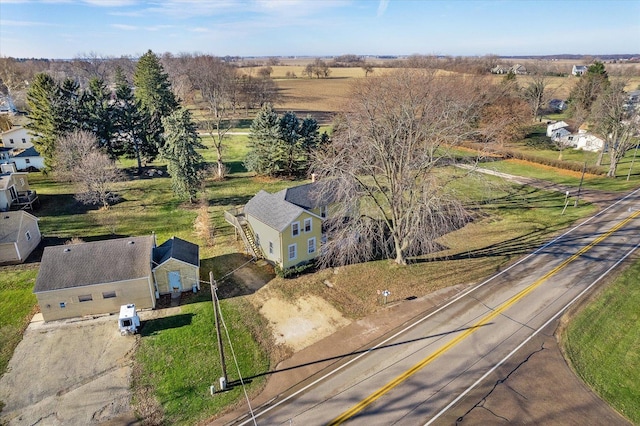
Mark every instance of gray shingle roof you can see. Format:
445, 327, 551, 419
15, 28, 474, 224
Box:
13, 146, 40, 158
153, 236, 199, 267
0, 211, 37, 244
279, 181, 332, 210
244, 190, 307, 232
34, 236, 154, 293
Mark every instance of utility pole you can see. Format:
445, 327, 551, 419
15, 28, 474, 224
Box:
575, 161, 586, 207
210, 271, 228, 389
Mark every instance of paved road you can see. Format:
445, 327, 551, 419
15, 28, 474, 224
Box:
231, 187, 640, 425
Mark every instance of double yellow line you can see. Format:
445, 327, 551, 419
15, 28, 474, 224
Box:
329, 210, 640, 425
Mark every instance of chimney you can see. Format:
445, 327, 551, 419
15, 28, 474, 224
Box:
311, 173, 317, 183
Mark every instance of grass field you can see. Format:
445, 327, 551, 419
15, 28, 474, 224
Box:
2, 65, 640, 423
562, 259, 640, 424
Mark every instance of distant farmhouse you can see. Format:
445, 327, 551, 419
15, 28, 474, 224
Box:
572, 65, 588, 76
491, 64, 527, 75
34, 235, 200, 322
546, 121, 604, 152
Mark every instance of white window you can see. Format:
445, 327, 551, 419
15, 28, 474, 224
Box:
59, 302, 66, 308
9, 138, 14, 144
21, 138, 26, 143
291, 222, 300, 237
25, 158, 30, 164
288, 244, 297, 260
304, 218, 312, 233
25, 231, 31, 241
78, 294, 93, 302
269, 241, 273, 254
320, 206, 328, 218
308, 237, 316, 254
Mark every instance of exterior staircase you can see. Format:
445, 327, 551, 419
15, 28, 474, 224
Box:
224, 207, 264, 260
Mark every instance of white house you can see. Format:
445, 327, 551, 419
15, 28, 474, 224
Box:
572, 65, 588, 76
0, 126, 34, 149
11, 147, 44, 170
574, 131, 605, 152
546, 121, 569, 138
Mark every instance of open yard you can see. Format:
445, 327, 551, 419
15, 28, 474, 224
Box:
2, 64, 640, 424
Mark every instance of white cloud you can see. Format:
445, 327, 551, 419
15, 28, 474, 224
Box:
81, 0, 138, 6
377, 0, 389, 17
111, 23, 137, 30
0, 19, 59, 27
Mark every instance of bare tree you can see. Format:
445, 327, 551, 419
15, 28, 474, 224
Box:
591, 80, 640, 177
188, 55, 238, 178
55, 130, 124, 208
362, 64, 374, 77
312, 70, 485, 266
523, 73, 549, 122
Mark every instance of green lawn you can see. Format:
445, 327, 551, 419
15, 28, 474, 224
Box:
133, 295, 271, 425
0, 267, 38, 376
562, 260, 640, 424
2, 121, 640, 423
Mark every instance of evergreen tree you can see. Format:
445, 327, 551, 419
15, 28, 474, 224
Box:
245, 103, 282, 176
279, 111, 302, 175
133, 50, 179, 158
81, 77, 116, 157
569, 61, 610, 127
112, 67, 149, 172
161, 108, 205, 202
25, 73, 64, 170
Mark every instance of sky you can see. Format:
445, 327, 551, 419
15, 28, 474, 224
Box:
0, 0, 639, 59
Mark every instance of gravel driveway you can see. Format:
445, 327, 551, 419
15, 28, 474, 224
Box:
0, 313, 139, 425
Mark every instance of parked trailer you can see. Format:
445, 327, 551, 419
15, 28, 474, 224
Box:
118, 304, 141, 335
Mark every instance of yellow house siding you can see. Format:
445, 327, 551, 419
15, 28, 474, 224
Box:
280, 212, 322, 269
36, 277, 155, 322
247, 215, 283, 266
154, 258, 200, 294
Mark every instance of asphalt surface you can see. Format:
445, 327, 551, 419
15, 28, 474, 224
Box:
216, 186, 637, 426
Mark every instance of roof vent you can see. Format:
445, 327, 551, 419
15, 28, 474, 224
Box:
128, 241, 135, 245
64, 248, 71, 252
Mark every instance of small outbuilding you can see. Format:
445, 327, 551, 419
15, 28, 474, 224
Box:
0, 210, 41, 265
152, 236, 200, 296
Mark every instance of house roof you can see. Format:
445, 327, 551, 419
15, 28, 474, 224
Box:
153, 236, 199, 268
0, 211, 38, 244
0, 126, 25, 137
278, 181, 332, 210
13, 146, 40, 158
34, 236, 155, 293
0, 171, 27, 190
547, 121, 568, 132
245, 190, 307, 232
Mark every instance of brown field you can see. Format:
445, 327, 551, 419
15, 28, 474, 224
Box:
268, 65, 640, 120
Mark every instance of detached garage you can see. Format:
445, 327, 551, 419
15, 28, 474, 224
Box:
34, 236, 157, 322
33, 235, 200, 322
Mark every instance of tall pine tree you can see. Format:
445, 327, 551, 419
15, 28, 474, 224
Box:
245, 103, 282, 176
161, 108, 205, 202
26, 73, 65, 170
112, 67, 148, 172
133, 50, 179, 160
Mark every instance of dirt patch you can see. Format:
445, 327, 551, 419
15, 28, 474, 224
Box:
0, 314, 139, 425
251, 292, 351, 352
